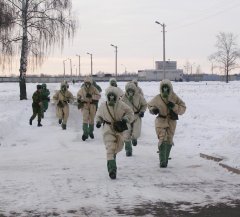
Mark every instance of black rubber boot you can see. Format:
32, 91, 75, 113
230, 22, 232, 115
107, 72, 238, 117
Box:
58, 119, 62, 124
107, 160, 117, 179
132, 139, 137, 146
82, 134, 88, 141
37, 120, 42, 127
61, 123, 66, 130
29, 119, 33, 125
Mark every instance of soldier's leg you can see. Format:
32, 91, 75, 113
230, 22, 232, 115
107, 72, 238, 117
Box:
125, 141, 132, 156
132, 118, 142, 146
123, 125, 132, 156
29, 111, 37, 125
82, 108, 90, 141
88, 105, 96, 139
165, 122, 176, 166
62, 105, 69, 130
106, 144, 117, 179
37, 108, 42, 127
56, 107, 63, 124
105, 134, 118, 179
157, 127, 168, 168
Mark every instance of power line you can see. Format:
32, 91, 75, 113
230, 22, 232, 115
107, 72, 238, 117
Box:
168, 1, 240, 32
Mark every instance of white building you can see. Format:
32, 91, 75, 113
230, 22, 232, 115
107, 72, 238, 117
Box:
138, 61, 183, 81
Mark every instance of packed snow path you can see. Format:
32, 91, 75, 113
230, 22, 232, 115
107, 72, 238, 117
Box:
0, 82, 240, 216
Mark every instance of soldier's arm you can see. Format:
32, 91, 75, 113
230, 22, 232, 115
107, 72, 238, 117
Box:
172, 95, 186, 115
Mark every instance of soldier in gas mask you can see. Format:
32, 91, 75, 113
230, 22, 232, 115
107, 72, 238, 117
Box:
77, 77, 101, 141
121, 82, 147, 156
109, 77, 124, 98
132, 79, 143, 96
148, 79, 186, 168
96, 86, 134, 179
53, 82, 74, 130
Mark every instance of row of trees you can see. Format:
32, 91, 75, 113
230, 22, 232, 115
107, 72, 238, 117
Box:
1, 2, 240, 100
0, 0, 76, 99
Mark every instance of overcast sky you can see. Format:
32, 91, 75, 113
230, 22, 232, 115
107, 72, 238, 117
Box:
6, 0, 240, 76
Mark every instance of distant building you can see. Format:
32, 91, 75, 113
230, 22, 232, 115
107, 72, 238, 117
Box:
138, 61, 183, 81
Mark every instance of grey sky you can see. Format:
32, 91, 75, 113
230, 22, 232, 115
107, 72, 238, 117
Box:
32, 0, 240, 76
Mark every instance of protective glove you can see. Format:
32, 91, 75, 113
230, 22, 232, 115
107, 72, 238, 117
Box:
167, 102, 175, 110
139, 111, 144, 118
96, 122, 102, 128
151, 107, 159, 115
86, 93, 92, 98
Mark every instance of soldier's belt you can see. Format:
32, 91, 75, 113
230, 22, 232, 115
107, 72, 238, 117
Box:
157, 114, 167, 119
103, 120, 111, 125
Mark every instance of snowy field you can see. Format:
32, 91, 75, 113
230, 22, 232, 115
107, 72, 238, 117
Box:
0, 81, 240, 216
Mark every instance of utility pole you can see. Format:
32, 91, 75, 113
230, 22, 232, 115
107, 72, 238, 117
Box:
155, 21, 166, 79
111, 44, 118, 78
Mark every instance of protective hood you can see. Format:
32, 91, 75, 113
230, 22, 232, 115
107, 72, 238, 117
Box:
109, 78, 117, 86
84, 76, 93, 84
160, 79, 173, 97
105, 86, 120, 101
60, 81, 66, 88
132, 79, 138, 87
125, 82, 137, 93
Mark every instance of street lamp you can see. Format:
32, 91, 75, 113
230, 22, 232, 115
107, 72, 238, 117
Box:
121, 64, 127, 74
111, 44, 118, 78
190, 63, 195, 74
76, 54, 81, 77
69, 58, 72, 78
155, 20, 166, 79
63, 59, 68, 78
86, 52, 93, 76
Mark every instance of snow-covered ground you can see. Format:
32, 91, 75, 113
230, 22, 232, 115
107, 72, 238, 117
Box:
0, 81, 240, 216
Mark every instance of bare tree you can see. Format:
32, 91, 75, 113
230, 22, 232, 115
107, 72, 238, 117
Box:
0, 0, 76, 99
209, 32, 240, 83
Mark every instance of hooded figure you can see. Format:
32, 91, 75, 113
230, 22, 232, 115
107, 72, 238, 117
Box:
29, 84, 43, 127
109, 78, 124, 98
121, 82, 147, 156
132, 79, 144, 96
77, 77, 101, 141
148, 79, 186, 168
53, 82, 74, 130
41, 83, 50, 114
96, 86, 134, 179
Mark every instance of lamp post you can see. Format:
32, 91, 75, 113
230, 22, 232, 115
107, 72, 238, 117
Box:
111, 44, 118, 78
121, 64, 127, 74
86, 52, 93, 76
190, 63, 195, 74
69, 58, 72, 78
155, 20, 166, 79
63, 59, 68, 79
76, 54, 81, 77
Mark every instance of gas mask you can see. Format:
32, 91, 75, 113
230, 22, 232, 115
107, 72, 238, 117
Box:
85, 82, 91, 89
110, 81, 117, 87
161, 84, 170, 98
61, 85, 67, 92
127, 88, 135, 101
107, 92, 117, 106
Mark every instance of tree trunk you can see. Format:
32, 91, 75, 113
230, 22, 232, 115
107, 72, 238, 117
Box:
19, 0, 28, 100
226, 64, 229, 83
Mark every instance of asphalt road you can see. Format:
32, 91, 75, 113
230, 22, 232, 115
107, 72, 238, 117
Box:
0, 200, 240, 216
115, 200, 240, 217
